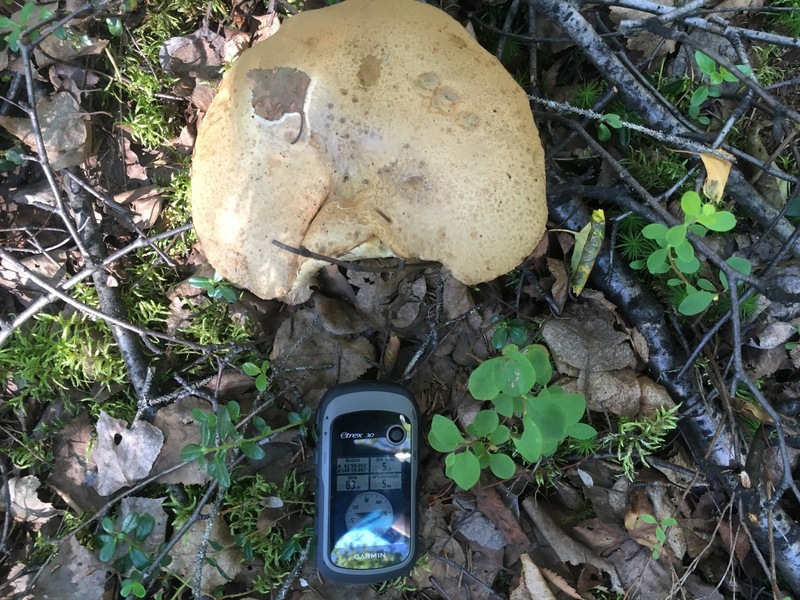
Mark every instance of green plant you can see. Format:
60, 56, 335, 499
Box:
603, 404, 680, 479
181, 401, 312, 488
615, 214, 659, 262
620, 147, 689, 194
428, 344, 597, 490
489, 316, 528, 350
767, 0, 800, 37
188, 271, 239, 303
690, 51, 752, 125
573, 80, 604, 109
597, 113, 623, 142
633, 190, 751, 315
640, 513, 677, 559
98, 511, 171, 598
242, 359, 270, 392
224, 472, 314, 591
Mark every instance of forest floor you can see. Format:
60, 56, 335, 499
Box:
1, 0, 800, 599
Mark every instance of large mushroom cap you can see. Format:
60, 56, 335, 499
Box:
191, 0, 546, 301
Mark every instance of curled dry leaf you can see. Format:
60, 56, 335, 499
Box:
0, 92, 91, 170
0, 475, 59, 527
91, 411, 165, 496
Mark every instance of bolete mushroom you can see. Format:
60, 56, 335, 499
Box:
191, 0, 546, 301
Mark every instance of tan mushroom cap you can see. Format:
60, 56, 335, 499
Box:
191, 0, 546, 301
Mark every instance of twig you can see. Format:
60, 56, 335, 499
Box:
275, 537, 312, 600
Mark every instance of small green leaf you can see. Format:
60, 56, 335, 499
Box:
655, 528, 667, 542
469, 410, 500, 438
597, 123, 611, 142
673, 255, 700, 274
521, 344, 552, 386
647, 248, 670, 274
242, 362, 260, 376
662, 517, 677, 527
698, 210, 736, 232
642, 223, 668, 243
187, 275, 211, 289
19, 2, 36, 23
106, 17, 123, 36
489, 424, 510, 445
255, 373, 268, 392
673, 240, 695, 264
136, 514, 155, 541
513, 419, 543, 463
665, 225, 687, 248
488, 453, 516, 479
241, 441, 266, 461
0, 16, 15, 28
696, 278, 716, 292
495, 345, 537, 396
101, 516, 116, 534
694, 51, 717, 76
492, 393, 516, 417
120, 512, 139, 534
679, 290, 714, 315
602, 113, 622, 128
469, 360, 500, 400
680, 191, 701, 218
129, 547, 150, 569
226, 401, 240, 421
640, 513, 658, 524
449, 450, 481, 490
429, 415, 466, 453
567, 422, 597, 440
99, 539, 117, 562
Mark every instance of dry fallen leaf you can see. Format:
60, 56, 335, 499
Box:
91, 412, 165, 496
151, 397, 209, 486
169, 505, 242, 593
0, 92, 91, 170
511, 554, 556, 600
0, 475, 59, 527
31, 537, 109, 600
114, 185, 164, 229
699, 151, 734, 204
48, 412, 106, 514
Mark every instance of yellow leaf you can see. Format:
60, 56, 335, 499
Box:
570, 209, 605, 296
699, 151, 733, 204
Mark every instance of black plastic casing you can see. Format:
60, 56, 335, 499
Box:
315, 382, 419, 584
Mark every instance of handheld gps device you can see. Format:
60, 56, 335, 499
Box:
315, 382, 419, 583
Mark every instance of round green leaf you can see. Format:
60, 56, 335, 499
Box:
513, 419, 543, 463
694, 51, 716, 75
495, 345, 537, 396
492, 393, 516, 417
182, 443, 207, 463
674, 240, 695, 264
242, 362, 260, 376
678, 290, 714, 315
450, 450, 481, 490
680, 191, 701, 219
99, 539, 117, 563
567, 422, 597, 440
429, 415, 466, 453
647, 248, 671, 274
469, 410, 500, 438
665, 225, 687, 248
673, 255, 700, 274
135, 514, 155, 541
489, 424, 511, 446
489, 453, 516, 479
698, 210, 736, 232
121, 512, 139, 534
522, 344, 552, 386
469, 360, 500, 400
527, 396, 568, 443
642, 223, 668, 242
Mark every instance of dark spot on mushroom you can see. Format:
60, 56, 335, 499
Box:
327, 102, 334, 109
340, 88, 349, 95
247, 67, 310, 143
340, 117, 346, 123
375, 208, 392, 223
449, 34, 467, 49
357, 54, 382, 88
352, 96, 359, 103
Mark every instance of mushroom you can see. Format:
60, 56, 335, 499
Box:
191, 0, 546, 301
